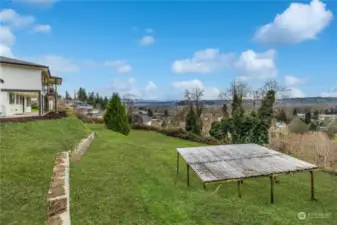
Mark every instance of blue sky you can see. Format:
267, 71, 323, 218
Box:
1, 0, 336, 100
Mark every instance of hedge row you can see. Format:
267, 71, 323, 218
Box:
76, 115, 221, 145
132, 123, 221, 145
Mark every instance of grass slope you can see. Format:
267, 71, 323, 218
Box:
71, 125, 337, 225
0, 117, 88, 225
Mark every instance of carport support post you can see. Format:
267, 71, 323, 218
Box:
176, 152, 179, 175
187, 164, 190, 186
270, 175, 274, 203
237, 180, 242, 198
310, 170, 315, 200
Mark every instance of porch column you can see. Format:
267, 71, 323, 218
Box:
55, 83, 57, 112
38, 92, 42, 116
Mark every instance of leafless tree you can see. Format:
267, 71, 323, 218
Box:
220, 80, 251, 100
184, 87, 204, 116
123, 93, 137, 115
219, 80, 251, 108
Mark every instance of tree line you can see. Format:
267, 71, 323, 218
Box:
65, 88, 109, 110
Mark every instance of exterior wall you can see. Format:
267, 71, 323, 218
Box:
0, 63, 42, 116
0, 92, 7, 116
1, 93, 33, 116
0, 64, 43, 91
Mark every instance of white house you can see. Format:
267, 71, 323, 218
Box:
0, 56, 62, 117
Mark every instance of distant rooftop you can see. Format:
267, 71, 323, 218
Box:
0, 56, 48, 68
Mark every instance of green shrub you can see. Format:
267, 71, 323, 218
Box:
31, 103, 38, 110
104, 93, 130, 135
132, 123, 220, 145
288, 117, 309, 134
185, 107, 200, 135
327, 123, 337, 138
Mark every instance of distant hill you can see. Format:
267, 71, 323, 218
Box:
134, 97, 337, 106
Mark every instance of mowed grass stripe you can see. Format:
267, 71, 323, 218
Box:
71, 125, 337, 225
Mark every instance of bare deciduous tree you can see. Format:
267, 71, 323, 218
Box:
184, 87, 204, 116
123, 93, 137, 115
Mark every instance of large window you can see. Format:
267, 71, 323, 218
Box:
9, 93, 15, 104
26, 97, 31, 107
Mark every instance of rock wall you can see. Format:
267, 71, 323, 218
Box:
46, 152, 70, 225
72, 132, 95, 161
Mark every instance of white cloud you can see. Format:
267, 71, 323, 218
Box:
0, 26, 15, 57
104, 60, 132, 74
33, 24, 51, 33
143, 81, 159, 99
0, 43, 13, 57
254, 0, 333, 45
284, 75, 306, 86
139, 35, 155, 46
321, 88, 337, 97
172, 79, 221, 100
145, 28, 154, 33
172, 79, 204, 90
0, 26, 15, 46
31, 55, 79, 74
234, 49, 277, 80
0, 9, 35, 28
172, 49, 235, 74
288, 87, 306, 98
145, 81, 157, 93
105, 78, 140, 97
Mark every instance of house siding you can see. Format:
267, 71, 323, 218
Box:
1, 64, 43, 90
0, 64, 42, 116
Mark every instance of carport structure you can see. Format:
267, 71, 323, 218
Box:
176, 144, 318, 203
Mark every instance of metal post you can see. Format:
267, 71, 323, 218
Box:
270, 175, 274, 203
187, 164, 190, 186
238, 180, 242, 198
310, 171, 315, 200
176, 152, 179, 175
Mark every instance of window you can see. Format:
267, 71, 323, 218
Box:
9, 93, 15, 104
26, 97, 31, 107
16, 95, 20, 104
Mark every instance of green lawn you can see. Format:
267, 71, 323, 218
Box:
0, 117, 88, 225
71, 124, 337, 225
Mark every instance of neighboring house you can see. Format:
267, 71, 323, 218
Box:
75, 103, 93, 110
0, 56, 62, 117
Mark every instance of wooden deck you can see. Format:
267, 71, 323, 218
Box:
177, 144, 317, 183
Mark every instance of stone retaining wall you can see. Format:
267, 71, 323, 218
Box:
46, 152, 70, 225
72, 132, 95, 160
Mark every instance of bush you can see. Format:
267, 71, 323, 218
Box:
327, 123, 337, 138
104, 93, 130, 135
132, 123, 220, 145
288, 117, 309, 134
31, 103, 38, 110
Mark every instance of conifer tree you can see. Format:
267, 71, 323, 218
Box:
104, 93, 130, 135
